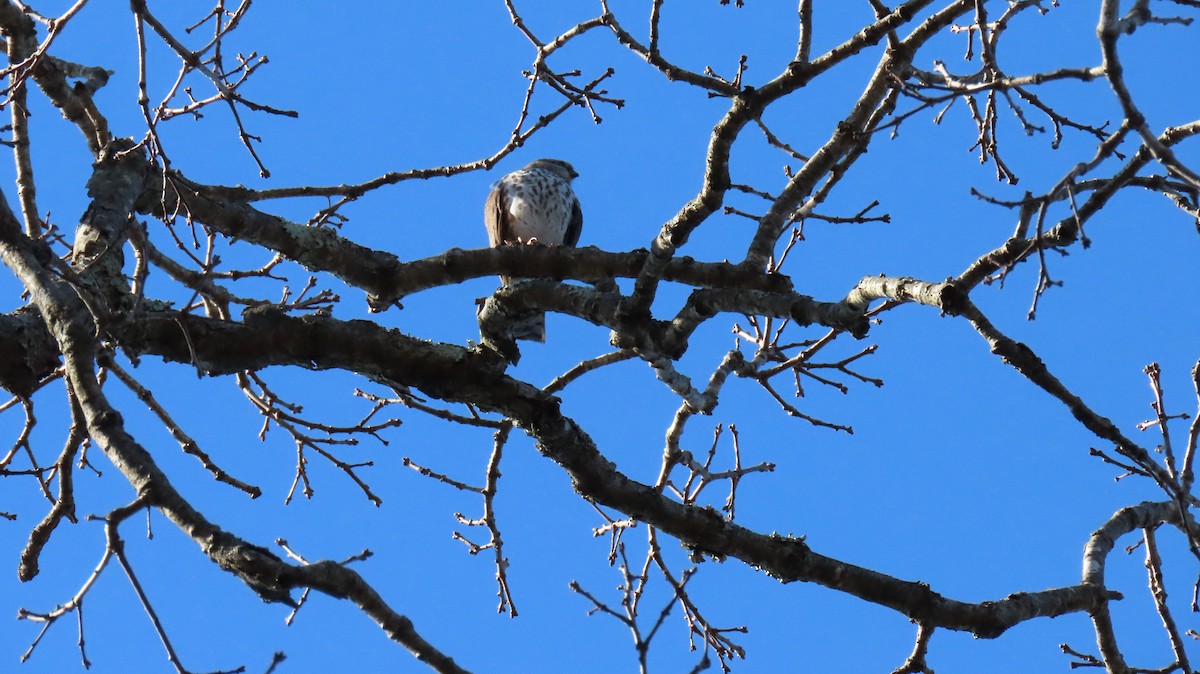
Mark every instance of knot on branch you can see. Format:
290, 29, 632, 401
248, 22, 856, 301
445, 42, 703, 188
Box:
209, 536, 295, 606
0, 306, 60, 397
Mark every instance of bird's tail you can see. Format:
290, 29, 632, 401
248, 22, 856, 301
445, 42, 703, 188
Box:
511, 313, 546, 342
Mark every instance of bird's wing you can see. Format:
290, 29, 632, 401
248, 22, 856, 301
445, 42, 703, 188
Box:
484, 182, 510, 247
563, 196, 583, 247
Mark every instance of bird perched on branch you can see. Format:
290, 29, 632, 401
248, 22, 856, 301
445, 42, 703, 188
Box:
483, 158, 583, 342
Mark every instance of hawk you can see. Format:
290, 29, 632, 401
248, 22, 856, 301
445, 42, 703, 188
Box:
484, 158, 583, 342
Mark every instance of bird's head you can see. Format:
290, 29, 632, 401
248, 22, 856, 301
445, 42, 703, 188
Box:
526, 158, 578, 182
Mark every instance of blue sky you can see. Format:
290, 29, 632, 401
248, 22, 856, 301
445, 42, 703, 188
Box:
1, 1, 1199, 672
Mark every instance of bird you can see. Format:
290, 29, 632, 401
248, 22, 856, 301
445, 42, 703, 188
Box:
483, 158, 583, 342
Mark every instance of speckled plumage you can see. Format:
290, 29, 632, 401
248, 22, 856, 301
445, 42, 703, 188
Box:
485, 159, 582, 249
484, 159, 583, 342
